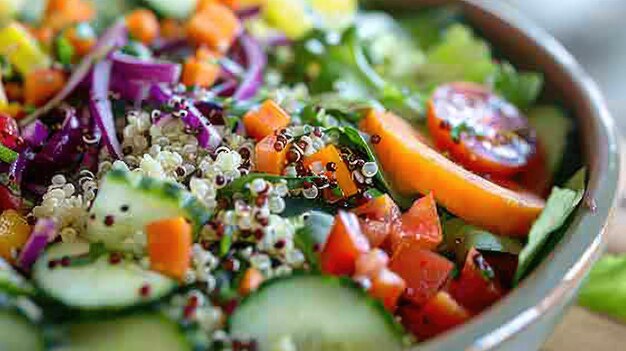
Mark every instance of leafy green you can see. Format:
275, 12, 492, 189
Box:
528, 105, 573, 174
491, 63, 543, 110
579, 255, 626, 321
397, 6, 463, 50
55, 35, 75, 66
0, 144, 17, 164
326, 126, 413, 209
514, 169, 586, 283
219, 174, 322, 199
419, 24, 497, 87
294, 211, 335, 271
442, 218, 524, 265
0, 258, 33, 296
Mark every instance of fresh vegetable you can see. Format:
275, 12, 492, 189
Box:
0, 144, 17, 164
389, 193, 442, 252
400, 291, 469, 340
146, 217, 193, 281
579, 255, 626, 322
0, 210, 30, 262
352, 194, 401, 248
304, 145, 359, 198
24, 68, 67, 107
56, 313, 191, 351
360, 108, 545, 236
64, 23, 97, 58
254, 134, 289, 175
33, 242, 176, 310
320, 211, 370, 276
0, 22, 50, 76
427, 82, 537, 176
45, 0, 95, 30
389, 242, 453, 306
90, 59, 123, 159
126, 9, 160, 45
448, 248, 503, 312
229, 275, 405, 351
294, 210, 334, 270
86, 169, 210, 251
0, 258, 33, 296
368, 267, 405, 312
143, 0, 197, 19
17, 218, 57, 271
186, 3, 241, 52
182, 48, 220, 88
0, 299, 44, 351
238, 267, 264, 296
491, 63, 543, 110
527, 105, 572, 174
243, 100, 291, 141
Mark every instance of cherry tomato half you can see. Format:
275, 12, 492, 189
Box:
427, 82, 537, 177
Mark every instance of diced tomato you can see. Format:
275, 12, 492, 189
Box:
389, 243, 453, 306
321, 211, 370, 276
400, 291, 470, 340
0, 185, 21, 212
353, 194, 401, 248
369, 268, 405, 312
448, 248, 503, 313
0, 113, 22, 149
389, 193, 442, 253
481, 251, 518, 290
303, 145, 358, 198
354, 248, 389, 278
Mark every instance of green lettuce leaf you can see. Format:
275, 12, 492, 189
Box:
514, 168, 586, 284
579, 255, 626, 321
527, 106, 573, 174
491, 63, 543, 110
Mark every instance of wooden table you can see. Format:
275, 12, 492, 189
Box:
543, 144, 626, 350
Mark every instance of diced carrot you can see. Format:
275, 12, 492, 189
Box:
198, 0, 240, 10
146, 217, 193, 281
44, 0, 95, 31
23, 68, 67, 107
28, 26, 54, 48
303, 145, 358, 198
400, 291, 470, 340
359, 109, 545, 236
354, 249, 389, 278
389, 242, 453, 306
389, 193, 442, 253
321, 211, 370, 276
64, 25, 96, 58
255, 134, 289, 175
186, 3, 241, 52
238, 267, 264, 296
161, 19, 186, 40
126, 9, 160, 45
243, 100, 291, 141
182, 54, 220, 89
369, 268, 406, 312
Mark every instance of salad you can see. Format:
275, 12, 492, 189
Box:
0, 0, 586, 350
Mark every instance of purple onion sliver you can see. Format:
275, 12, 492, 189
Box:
233, 34, 267, 101
20, 20, 128, 127
21, 120, 49, 148
111, 52, 182, 84
266, 34, 292, 47
17, 218, 58, 270
149, 84, 173, 105
183, 106, 221, 151
35, 108, 82, 166
90, 60, 123, 159
237, 6, 261, 19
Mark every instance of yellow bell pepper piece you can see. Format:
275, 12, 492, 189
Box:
0, 22, 50, 76
310, 0, 357, 30
263, 0, 313, 39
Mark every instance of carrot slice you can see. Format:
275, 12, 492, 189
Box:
146, 217, 193, 281
182, 48, 221, 88
24, 68, 67, 107
198, 0, 240, 10
64, 25, 96, 58
360, 109, 545, 236
44, 0, 95, 31
126, 9, 160, 45
238, 267, 264, 296
243, 100, 291, 141
303, 145, 358, 198
187, 3, 241, 52
255, 134, 289, 175
161, 19, 186, 40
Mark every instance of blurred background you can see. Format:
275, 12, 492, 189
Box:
503, 2, 626, 349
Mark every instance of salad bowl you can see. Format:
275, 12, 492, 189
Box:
382, 0, 621, 350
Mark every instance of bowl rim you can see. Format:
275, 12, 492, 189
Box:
399, 0, 622, 350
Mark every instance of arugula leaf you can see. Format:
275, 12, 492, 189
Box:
579, 255, 626, 321
513, 169, 586, 284
442, 218, 524, 265
491, 63, 543, 110
294, 211, 335, 271
326, 126, 413, 209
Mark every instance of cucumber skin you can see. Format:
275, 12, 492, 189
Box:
0, 294, 45, 351
228, 273, 408, 344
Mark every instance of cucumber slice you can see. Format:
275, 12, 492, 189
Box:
230, 274, 405, 351
86, 169, 210, 250
55, 314, 190, 351
527, 105, 572, 174
33, 243, 176, 310
142, 0, 197, 20
0, 258, 33, 296
0, 310, 43, 351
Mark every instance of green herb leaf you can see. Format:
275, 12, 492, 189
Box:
0, 144, 18, 164
442, 218, 524, 265
579, 255, 626, 321
491, 63, 543, 110
294, 211, 335, 271
513, 169, 586, 283
527, 106, 573, 175
219, 174, 321, 199
55, 35, 75, 66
